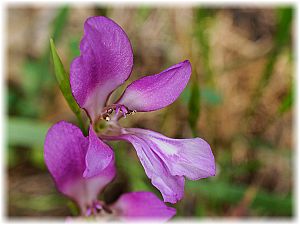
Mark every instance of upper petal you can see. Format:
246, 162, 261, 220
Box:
111, 192, 176, 221
44, 121, 116, 210
116, 60, 191, 112
70, 16, 133, 121
126, 128, 216, 180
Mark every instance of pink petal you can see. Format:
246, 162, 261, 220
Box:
70, 16, 133, 121
116, 60, 191, 112
111, 192, 176, 221
44, 121, 116, 210
104, 133, 184, 203
126, 128, 216, 180
83, 126, 113, 178
102, 127, 215, 203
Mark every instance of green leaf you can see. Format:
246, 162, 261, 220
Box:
30, 146, 46, 169
194, 8, 216, 86
136, 6, 151, 22
7, 147, 19, 168
201, 87, 222, 105
49, 39, 86, 134
51, 6, 70, 42
7, 117, 50, 147
188, 82, 201, 136
113, 141, 155, 193
186, 180, 292, 216
11, 193, 66, 212
180, 86, 191, 104
95, 6, 108, 16
275, 7, 293, 47
67, 200, 80, 216
278, 82, 294, 114
181, 86, 222, 106
50, 39, 78, 114
247, 7, 293, 117
262, 7, 293, 86
22, 7, 70, 95
69, 37, 81, 58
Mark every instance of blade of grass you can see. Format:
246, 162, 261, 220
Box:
195, 8, 215, 86
278, 81, 294, 114
188, 82, 201, 136
246, 7, 293, 118
11, 193, 66, 212
112, 141, 158, 194
186, 180, 292, 216
51, 6, 70, 42
260, 7, 293, 87
136, 6, 151, 22
19, 6, 71, 118
50, 39, 87, 135
7, 117, 51, 147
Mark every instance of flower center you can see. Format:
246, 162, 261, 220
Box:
85, 200, 113, 217
93, 104, 136, 135
100, 104, 136, 121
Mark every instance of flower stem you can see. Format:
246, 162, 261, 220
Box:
76, 111, 87, 136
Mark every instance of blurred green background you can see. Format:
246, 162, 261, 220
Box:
6, 5, 294, 218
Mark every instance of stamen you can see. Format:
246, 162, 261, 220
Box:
99, 104, 137, 121
106, 108, 113, 114
85, 207, 92, 217
93, 201, 103, 213
115, 107, 120, 117
85, 201, 104, 217
129, 109, 137, 115
120, 105, 128, 117
95, 203, 102, 210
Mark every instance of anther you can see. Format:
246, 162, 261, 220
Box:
106, 108, 113, 114
85, 207, 92, 217
127, 109, 136, 115
94, 202, 102, 213
100, 105, 137, 121
120, 109, 127, 118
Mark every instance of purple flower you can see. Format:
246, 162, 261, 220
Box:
70, 16, 216, 203
44, 121, 175, 221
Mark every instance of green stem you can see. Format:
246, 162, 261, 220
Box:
75, 112, 87, 136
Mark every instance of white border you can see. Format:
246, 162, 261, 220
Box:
1, 0, 298, 224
